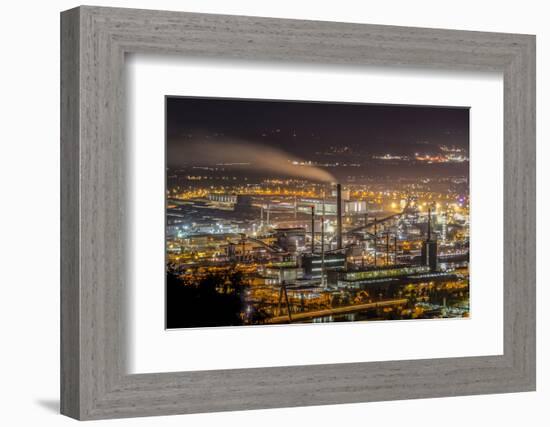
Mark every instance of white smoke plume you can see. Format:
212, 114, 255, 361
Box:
168, 136, 335, 183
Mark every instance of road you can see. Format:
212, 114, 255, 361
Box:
268, 298, 408, 324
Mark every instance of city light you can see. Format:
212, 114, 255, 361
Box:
165, 97, 470, 329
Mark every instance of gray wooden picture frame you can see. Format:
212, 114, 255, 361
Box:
60, 5, 536, 420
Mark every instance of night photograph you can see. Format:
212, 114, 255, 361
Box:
165, 97, 470, 329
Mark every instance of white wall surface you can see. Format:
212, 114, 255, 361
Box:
0, 0, 546, 425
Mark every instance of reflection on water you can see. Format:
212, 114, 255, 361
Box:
298, 278, 470, 324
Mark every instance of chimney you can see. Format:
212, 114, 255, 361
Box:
311, 206, 315, 254
336, 183, 343, 249
427, 207, 432, 241
394, 235, 398, 264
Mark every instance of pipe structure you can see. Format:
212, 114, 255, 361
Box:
336, 183, 343, 249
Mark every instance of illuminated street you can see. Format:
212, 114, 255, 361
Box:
165, 97, 470, 328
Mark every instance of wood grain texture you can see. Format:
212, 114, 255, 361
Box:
60, 6, 536, 420
60, 7, 80, 419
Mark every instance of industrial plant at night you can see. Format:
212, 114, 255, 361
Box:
165, 97, 470, 328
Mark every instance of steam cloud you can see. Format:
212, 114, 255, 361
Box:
168, 137, 335, 183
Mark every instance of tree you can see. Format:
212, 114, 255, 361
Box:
166, 270, 244, 328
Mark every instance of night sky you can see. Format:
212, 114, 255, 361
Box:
166, 96, 469, 178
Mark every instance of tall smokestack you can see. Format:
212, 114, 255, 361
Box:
260, 206, 264, 227
386, 233, 390, 265
336, 183, 343, 249
311, 206, 315, 254
427, 207, 432, 241
394, 235, 398, 264
422, 206, 438, 272
321, 193, 325, 287
373, 218, 378, 267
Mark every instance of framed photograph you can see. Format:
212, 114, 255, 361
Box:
164, 96, 472, 329
61, 6, 536, 420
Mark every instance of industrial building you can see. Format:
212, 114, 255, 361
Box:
421, 208, 439, 271
274, 227, 306, 253
301, 252, 347, 280
327, 264, 431, 287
